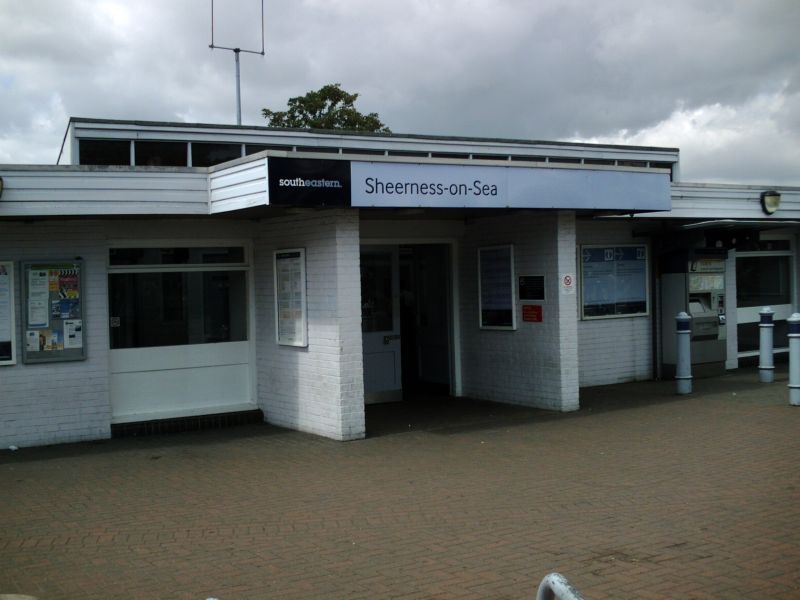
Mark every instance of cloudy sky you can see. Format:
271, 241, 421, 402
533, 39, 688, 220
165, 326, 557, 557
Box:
1, 0, 798, 184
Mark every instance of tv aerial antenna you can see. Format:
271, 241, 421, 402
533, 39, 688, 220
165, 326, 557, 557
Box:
209, 0, 265, 125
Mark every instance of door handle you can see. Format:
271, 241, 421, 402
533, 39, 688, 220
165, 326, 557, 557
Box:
383, 334, 400, 345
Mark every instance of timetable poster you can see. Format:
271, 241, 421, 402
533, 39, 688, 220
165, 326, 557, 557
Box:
274, 249, 308, 347
23, 261, 86, 363
581, 246, 647, 317
0, 262, 15, 364
479, 245, 515, 329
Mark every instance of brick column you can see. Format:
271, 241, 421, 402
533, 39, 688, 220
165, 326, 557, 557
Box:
554, 211, 580, 411
255, 209, 365, 441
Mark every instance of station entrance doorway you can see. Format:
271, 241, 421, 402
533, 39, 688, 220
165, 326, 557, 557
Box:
360, 244, 452, 404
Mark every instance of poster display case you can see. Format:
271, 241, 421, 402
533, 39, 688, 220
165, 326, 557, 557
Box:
478, 245, 516, 330
580, 245, 649, 319
274, 249, 308, 347
22, 260, 86, 363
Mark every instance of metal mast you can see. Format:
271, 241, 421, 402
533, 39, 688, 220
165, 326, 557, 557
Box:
209, 0, 265, 125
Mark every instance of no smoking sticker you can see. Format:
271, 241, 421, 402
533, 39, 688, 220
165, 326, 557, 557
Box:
561, 273, 575, 295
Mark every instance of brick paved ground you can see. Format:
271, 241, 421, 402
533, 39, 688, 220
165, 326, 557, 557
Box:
2, 367, 799, 599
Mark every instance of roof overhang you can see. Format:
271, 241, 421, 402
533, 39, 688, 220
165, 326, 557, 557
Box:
1, 152, 672, 218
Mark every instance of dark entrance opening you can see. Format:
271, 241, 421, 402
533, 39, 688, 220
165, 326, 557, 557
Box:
398, 244, 451, 398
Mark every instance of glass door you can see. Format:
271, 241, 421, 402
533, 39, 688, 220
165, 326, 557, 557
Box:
360, 246, 402, 403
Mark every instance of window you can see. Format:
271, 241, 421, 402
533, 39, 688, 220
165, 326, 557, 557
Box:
79, 139, 130, 165
738, 320, 790, 354
736, 252, 793, 354
108, 246, 248, 350
580, 245, 648, 319
191, 143, 242, 167
245, 144, 293, 155
361, 251, 394, 332
736, 255, 791, 308
478, 245, 516, 329
109, 271, 247, 349
110, 247, 245, 266
135, 141, 188, 166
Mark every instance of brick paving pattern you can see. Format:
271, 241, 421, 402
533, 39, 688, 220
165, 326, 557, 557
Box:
2, 367, 799, 599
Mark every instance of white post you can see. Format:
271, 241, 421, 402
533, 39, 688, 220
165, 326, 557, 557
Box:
676, 312, 692, 395
788, 313, 800, 406
759, 306, 774, 383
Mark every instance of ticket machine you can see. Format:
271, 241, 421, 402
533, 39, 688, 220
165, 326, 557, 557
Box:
660, 249, 728, 377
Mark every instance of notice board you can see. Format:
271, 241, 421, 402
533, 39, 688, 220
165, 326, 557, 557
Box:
478, 245, 516, 329
22, 260, 86, 363
274, 249, 308, 347
580, 245, 648, 318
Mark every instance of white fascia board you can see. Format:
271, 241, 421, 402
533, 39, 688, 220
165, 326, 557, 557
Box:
208, 158, 268, 214
0, 166, 209, 217
632, 183, 800, 220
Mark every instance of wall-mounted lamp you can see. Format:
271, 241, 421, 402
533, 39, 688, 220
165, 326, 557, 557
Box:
760, 190, 781, 215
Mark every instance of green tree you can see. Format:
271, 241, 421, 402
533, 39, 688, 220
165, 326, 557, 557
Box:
262, 83, 390, 133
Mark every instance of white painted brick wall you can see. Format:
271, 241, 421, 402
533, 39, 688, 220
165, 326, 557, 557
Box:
0, 218, 257, 448
556, 211, 580, 409
459, 211, 579, 411
576, 219, 653, 386
254, 209, 365, 440
0, 220, 110, 448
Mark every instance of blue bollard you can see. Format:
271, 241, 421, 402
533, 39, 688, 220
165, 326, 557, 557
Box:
759, 307, 775, 383
676, 312, 692, 395
789, 313, 800, 406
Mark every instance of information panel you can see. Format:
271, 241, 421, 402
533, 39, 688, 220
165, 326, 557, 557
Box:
478, 245, 516, 329
274, 249, 308, 347
581, 245, 648, 318
22, 260, 85, 363
519, 275, 545, 301
0, 261, 16, 365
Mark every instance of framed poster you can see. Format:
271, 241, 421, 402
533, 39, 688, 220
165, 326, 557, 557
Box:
274, 249, 308, 347
580, 245, 649, 319
478, 245, 516, 330
22, 260, 86, 363
0, 261, 16, 365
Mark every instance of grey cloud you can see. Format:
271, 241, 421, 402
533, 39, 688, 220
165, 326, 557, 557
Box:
0, 0, 798, 185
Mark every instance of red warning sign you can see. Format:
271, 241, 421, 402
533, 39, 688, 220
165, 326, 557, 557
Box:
522, 304, 543, 323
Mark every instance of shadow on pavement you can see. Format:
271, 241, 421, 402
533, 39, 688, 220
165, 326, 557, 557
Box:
367, 365, 788, 438
0, 421, 293, 464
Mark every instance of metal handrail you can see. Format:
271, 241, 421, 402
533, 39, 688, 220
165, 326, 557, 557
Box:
536, 572, 585, 600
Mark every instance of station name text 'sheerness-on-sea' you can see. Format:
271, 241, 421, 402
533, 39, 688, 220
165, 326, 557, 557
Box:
363, 178, 499, 197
